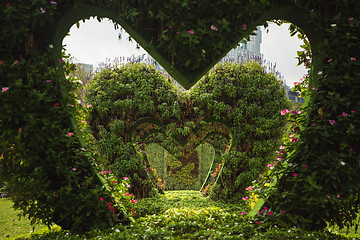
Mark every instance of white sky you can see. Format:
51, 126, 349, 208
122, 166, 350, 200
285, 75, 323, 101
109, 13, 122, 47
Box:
63, 18, 307, 87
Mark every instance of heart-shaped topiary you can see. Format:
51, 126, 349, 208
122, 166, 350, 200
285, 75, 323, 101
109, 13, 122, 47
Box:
86, 61, 290, 200
130, 117, 231, 191
1, 0, 359, 233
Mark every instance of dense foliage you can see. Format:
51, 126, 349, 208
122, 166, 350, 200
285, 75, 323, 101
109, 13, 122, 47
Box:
190, 61, 290, 200
14, 191, 358, 240
0, 0, 359, 234
85, 62, 289, 201
268, 2, 360, 230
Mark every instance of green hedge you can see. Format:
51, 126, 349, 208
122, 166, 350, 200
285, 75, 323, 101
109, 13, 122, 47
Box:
85, 61, 289, 201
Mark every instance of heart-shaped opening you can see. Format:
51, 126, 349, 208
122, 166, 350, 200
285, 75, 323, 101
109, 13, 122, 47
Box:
130, 118, 231, 191
61, 15, 312, 200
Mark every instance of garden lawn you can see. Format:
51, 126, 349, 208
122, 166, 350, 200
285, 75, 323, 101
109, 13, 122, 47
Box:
0, 198, 48, 239
8, 190, 359, 239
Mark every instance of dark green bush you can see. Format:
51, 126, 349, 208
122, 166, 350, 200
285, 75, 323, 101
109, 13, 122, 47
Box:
85, 61, 289, 201
190, 61, 290, 200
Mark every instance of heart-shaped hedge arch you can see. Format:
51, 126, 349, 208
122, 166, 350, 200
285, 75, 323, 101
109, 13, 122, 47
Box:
86, 62, 289, 200
130, 118, 231, 191
1, 0, 360, 234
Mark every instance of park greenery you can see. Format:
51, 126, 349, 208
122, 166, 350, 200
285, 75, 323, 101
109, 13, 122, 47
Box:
0, 0, 359, 238
85, 61, 289, 201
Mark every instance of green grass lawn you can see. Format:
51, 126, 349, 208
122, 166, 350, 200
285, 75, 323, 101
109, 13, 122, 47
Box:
2, 191, 360, 239
0, 198, 48, 239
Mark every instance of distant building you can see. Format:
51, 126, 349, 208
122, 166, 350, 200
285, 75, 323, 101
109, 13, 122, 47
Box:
285, 85, 305, 104
223, 27, 263, 61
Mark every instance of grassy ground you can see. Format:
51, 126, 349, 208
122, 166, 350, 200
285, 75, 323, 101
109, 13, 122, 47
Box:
2, 191, 360, 239
0, 198, 48, 239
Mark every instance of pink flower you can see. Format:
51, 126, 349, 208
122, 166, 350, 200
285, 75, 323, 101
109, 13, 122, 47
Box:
126, 184, 131, 188
50, 1, 57, 4
327, 58, 333, 62
311, 123, 317, 126
40, 7, 46, 13
210, 25, 218, 31
123, 177, 129, 180
279, 145, 285, 150
240, 212, 246, 215
293, 82, 301, 85
280, 210, 285, 214
187, 30, 194, 34
290, 138, 298, 143
131, 199, 137, 203
327, 195, 330, 199
350, 57, 357, 61
329, 120, 336, 125
290, 110, 297, 115
351, 110, 356, 113
279, 151, 286, 155
67, 132, 74, 136
54, 103, 60, 106
281, 109, 289, 115
242, 24, 247, 30
0, 60, 3, 65
72, 168, 76, 171
14, 60, 19, 64
292, 173, 298, 177
113, 181, 118, 184
2, 87, 9, 92
242, 197, 249, 200
304, 165, 308, 168
245, 186, 253, 191
267, 212, 273, 216
46, 80, 51, 83
342, 112, 348, 116
277, 156, 283, 160
309, 9, 315, 12
337, 194, 340, 198
267, 164, 274, 167
58, 59, 65, 63
81, 121, 87, 124
289, 134, 295, 138
87, 104, 92, 108
349, 17, 354, 20
100, 197, 104, 201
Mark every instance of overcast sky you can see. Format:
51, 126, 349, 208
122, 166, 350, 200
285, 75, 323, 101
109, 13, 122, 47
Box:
63, 18, 307, 87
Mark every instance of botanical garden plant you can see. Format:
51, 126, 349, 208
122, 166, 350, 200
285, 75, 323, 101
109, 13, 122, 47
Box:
85, 61, 289, 200
0, 0, 359, 234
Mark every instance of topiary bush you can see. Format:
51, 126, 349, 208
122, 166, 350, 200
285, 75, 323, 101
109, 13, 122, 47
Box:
85, 61, 289, 201
1, 0, 359, 233
189, 61, 290, 200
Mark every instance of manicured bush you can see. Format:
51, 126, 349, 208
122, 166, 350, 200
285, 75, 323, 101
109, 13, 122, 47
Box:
190, 61, 290, 200
1, 0, 359, 233
85, 61, 289, 201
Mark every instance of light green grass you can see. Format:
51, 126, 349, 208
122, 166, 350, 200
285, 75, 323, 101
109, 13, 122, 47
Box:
0, 198, 48, 239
